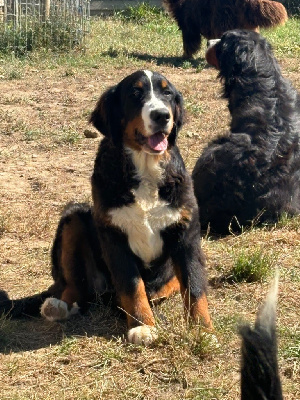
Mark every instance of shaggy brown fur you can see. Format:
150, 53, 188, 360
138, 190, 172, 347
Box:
163, 0, 288, 58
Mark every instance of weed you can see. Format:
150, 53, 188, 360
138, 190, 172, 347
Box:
116, 3, 165, 24
7, 69, 23, 80
56, 336, 79, 355
55, 128, 81, 145
182, 60, 193, 69
279, 326, 300, 360
185, 101, 204, 116
230, 248, 275, 282
24, 129, 42, 142
275, 213, 300, 231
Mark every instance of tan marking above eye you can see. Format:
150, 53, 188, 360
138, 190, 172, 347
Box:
161, 80, 168, 89
135, 81, 144, 88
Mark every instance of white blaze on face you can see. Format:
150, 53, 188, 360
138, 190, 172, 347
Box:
142, 70, 172, 136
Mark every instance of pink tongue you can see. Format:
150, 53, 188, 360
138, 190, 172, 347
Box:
148, 132, 168, 151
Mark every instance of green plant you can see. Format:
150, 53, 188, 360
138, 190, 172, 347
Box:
55, 128, 81, 145
231, 248, 275, 282
116, 3, 165, 24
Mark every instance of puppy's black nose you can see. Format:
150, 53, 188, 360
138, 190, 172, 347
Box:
150, 109, 170, 125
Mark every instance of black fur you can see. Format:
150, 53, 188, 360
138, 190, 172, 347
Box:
192, 30, 300, 234
163, 0, 288, 58
240, 279, 283, 399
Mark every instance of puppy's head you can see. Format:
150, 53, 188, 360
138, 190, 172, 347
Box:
90, 70, 184, 155
206, 30, 276, 92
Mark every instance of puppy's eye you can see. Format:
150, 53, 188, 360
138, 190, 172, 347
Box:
132, 88, 144, 99
163, 89, 172, 97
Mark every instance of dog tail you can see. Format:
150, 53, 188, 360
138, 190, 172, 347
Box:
0, 288, 55, 318
239, 274, 283, 400
246, 0, 288, 28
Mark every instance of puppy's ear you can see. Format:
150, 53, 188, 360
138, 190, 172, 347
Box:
89, 86, 122, 145
221, 39, 256, 78
169, 91, 185, 146
206, 45, 220, 69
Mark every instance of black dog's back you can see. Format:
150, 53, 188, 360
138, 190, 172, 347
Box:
240, 277, 283, 400
192, 30, 300, 234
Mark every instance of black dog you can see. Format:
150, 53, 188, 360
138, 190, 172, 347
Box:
192, 30, 300, 234
0, 71, 213, 345
240, 277, 283, 399
163, 0, 287, 58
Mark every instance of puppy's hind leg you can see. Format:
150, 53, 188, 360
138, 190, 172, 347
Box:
41, 204, 97, 322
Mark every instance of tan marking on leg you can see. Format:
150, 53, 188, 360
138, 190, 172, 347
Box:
59, 216, 83, 307
150, 276, 180, 304
120, 278, 155, 328
183, 292, 213, 331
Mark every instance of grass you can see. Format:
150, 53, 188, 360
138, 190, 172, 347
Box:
230, 247, 275, 283
0, 6, 299, 400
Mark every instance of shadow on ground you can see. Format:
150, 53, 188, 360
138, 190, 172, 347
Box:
0, 303, 126, 354
101, 48, 208, 69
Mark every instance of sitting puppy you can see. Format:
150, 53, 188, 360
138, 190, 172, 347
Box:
163, 0, 288, 58
0, 71, 213, 345
192, 30, 300, 234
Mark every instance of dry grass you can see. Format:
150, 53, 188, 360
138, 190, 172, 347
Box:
0, 12, 299, 400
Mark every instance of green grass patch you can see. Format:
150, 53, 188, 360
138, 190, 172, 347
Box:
275, 213, 300, 230
116, 2, 166, 24
279, 326, 300, 360
263, 17, 300, 57
55, 128, 81, 145
230, 248, 275, 283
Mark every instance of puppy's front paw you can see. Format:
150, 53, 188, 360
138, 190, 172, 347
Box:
127, 325, 158, 345
41, 298, 77, 321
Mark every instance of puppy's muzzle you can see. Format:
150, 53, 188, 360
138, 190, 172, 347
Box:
207, 39, 221, 48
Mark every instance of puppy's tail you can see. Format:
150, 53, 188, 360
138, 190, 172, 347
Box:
239, 274, 283, 400
246, 0, 288, 28
0, 288, 55, 318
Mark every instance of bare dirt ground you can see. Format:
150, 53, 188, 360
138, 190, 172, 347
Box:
0, 58, 299, 399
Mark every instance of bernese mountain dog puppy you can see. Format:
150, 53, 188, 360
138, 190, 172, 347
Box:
192, 30, 300, 234
163, 0, 288, 58
0, 71, 213, 345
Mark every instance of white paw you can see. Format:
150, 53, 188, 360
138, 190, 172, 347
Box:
127, 325, 158, 345
40, 298, 78, 321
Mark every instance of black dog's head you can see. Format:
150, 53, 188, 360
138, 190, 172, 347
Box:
206, 30, 280, 97
90, 70, 184, 155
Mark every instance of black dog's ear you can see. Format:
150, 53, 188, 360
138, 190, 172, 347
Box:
89, 86, 122, 145
169, 91, 185, 146
206, 44, 220, 69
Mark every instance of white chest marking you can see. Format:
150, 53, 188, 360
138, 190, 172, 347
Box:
109, 150, 182, 264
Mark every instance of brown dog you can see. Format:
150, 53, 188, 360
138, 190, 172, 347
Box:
163, 0, 288, 58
